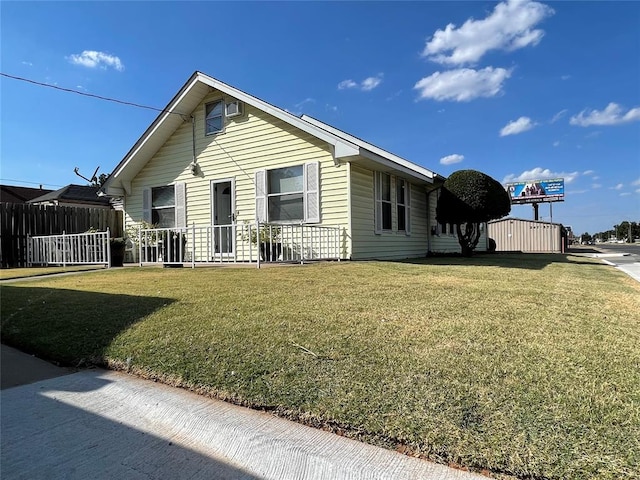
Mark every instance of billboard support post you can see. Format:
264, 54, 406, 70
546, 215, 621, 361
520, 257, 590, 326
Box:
550, 202, 554, 252
533, 203, 539, 221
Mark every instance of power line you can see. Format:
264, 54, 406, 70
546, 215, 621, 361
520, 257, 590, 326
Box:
1, 72, 189, 118
0, 178, 64, 188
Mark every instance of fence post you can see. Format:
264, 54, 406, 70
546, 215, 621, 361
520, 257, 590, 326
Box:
138, 228, 142, 267
62, 231, 67, 268
27, 234, 31, 267
106, 227, 112, 268
256, 220, 261, 269
300, 223, 305, 265
191, 223, 196, 269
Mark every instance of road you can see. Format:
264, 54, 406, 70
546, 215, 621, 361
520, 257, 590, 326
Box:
593, 242, 640, 266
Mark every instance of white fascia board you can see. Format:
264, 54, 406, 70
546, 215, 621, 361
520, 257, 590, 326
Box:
112, 77, 199, 181
360, 148, 433, 184
104, 185, 126, 197
196, 73, 359, 159
301, 115, 435, 181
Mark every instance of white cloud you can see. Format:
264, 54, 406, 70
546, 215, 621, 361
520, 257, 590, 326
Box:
439, 154, 465, 165
361, 74, 383, 91
422, 0, 554, 65
561, 75, 571, 80
386, 90, 403, 101
570, 102, 640, 126
414, 67, 511, 102
500, 116, 535, 136
21, 61, 33, 66
503, 167, 579, 184
550, 109, 567, 123
612, 183, 624, 190
553, 140, 560, 147
338, 74, 383, 92
632, 178, 640, 186
67, 50, 124, 71
620, 192, 632, 197
294, 97, 315, 109
592, 176, 600, 180
338, 79, 357, 90
583, 170, 595, 175
592, 183, 602, 189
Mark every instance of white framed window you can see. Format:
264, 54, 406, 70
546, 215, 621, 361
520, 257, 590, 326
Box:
143, 183, 186, 228
255, 162, 319, 224
397, 178, 410, 234
205, 100, 224, 135
151, 186, 175, 228
375, 172, 411, 234
375, 172, 392, 232
268, 165, 304, 222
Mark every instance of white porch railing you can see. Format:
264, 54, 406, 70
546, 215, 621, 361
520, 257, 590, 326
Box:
28, 231, 111, 267
137, 223, 343, 267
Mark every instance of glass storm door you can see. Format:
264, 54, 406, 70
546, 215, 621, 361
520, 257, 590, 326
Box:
211, 179, 235, 256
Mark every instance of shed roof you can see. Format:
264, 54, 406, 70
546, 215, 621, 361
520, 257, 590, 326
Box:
488, 217, 564, 228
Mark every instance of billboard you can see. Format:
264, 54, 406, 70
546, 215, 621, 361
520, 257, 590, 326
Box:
506, 178, 565, 204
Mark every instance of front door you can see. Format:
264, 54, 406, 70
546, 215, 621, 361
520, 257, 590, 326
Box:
211, 179, 235, 256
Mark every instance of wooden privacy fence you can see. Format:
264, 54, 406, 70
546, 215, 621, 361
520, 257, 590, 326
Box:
0, 203, 123, 268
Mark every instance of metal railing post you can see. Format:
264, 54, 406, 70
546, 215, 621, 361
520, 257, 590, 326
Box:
192, 223, 196, 268
27, 234, 31, 267
62, 231, 67, 268
106, 228, 112, 268
256, 220, 261, 269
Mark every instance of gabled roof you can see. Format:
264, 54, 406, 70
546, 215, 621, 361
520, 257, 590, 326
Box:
104, 71, 435, 196
28, 184, 111, 207
0, 184, 53, 203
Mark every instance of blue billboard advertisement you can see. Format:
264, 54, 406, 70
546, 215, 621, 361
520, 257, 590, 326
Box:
506, 178, 565, 204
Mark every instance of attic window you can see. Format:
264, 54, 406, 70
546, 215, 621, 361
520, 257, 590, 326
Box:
205, 100, 223, 135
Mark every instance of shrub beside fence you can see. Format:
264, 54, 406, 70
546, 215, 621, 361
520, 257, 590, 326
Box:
1, 203, 122, 268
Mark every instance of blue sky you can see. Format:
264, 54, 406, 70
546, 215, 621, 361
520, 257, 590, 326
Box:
1, 1, 638, 235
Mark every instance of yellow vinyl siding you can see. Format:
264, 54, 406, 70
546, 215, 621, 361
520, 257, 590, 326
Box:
125, 92, 350, 251
349, 164, 429, 260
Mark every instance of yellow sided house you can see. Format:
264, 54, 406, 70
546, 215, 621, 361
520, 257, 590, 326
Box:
102, 71, 485, 265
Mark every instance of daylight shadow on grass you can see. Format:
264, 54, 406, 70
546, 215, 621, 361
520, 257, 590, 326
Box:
0, 286, 174, 367
399, 252, 607, 270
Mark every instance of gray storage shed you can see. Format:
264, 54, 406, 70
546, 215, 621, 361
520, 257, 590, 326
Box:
488, 217, 567, 253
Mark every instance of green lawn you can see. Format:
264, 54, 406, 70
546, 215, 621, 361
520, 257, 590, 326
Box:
1, 254, 639, 479
0, 265, 106, 280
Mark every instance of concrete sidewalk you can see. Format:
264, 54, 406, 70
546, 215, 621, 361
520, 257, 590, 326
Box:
1, 352, 486, 480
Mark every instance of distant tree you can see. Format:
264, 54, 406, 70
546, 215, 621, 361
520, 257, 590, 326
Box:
436, 169, 511, 256
92, 173, 109, 188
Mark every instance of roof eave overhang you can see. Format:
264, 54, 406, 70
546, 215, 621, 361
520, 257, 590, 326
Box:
357, 149, 434, 184
300, 114, 436, 184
